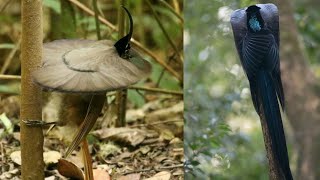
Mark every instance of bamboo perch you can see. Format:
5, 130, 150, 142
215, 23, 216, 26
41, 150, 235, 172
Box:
259, 110, 285, 180
20, 0, 44, 179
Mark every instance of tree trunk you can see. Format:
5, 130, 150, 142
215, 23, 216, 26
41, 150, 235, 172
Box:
262, 0, 320, 179
20, 0, 44, 179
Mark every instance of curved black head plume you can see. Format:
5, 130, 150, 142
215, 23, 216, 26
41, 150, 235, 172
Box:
114, 6, 133, 58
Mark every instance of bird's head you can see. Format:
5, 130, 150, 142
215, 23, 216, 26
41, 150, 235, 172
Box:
114, 6, 133, 58
246, 5, 264, 32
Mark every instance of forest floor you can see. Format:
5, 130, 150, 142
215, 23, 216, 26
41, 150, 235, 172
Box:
0, 94, 183, 180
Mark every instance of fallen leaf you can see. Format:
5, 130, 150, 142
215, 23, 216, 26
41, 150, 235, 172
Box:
92, 128, 147, 146
0, 113, 13, 133
57, 158, 84, 180
144, 171, 171, 180
98, 142, 121, 157
93, 169, 111, 180
126, 109, 145, 123
10, 151, 21, 165
44, 176, 56, 180
118, 173, 141, 180
44, 151, 62, 165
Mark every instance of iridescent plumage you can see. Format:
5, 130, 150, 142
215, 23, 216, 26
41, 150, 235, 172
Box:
231, 4, 293, 180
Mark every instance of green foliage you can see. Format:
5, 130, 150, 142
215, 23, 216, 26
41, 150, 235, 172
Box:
43, 0, 61, 14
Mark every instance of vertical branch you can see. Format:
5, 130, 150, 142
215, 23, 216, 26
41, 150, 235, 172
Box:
92, 0, 101, 40
20, 0, 44, 179
259, 111, 284, 180
115, 0, 127, 127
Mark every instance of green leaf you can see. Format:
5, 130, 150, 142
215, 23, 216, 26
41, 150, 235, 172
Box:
43, 0, 61, 14
0, 113, 13, 134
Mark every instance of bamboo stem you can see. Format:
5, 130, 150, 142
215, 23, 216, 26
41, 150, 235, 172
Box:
129, 85, 183, 96
115, 0, 127, 127
20, 0, 44, 179
159, 0, 183, 23
259, 111, 284, 179
92, 0, 101, 40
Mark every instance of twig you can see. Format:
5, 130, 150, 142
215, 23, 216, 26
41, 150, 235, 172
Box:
146, 1, 183, 64
1, 38, 21, 74
159, 0, 183, 23
92, 0, 101, 40
0, 142, 5, 173
130, 119, 182, 128
68, 0, 115, 30
122, 168, 153, 175
67, 0, 182, 82
0, 74, 21, 80
156, 53, 176, 87
157, 164, 184, 170
129, 85, 183, 96
0, 75, 183, 96
0, 0, 11, 12
122, 164, 183, 175
172, 0, 181, 14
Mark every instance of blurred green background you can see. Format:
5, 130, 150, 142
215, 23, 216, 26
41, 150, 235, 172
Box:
184, 0, 320, 179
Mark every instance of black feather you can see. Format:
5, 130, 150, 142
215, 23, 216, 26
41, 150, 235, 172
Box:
231, 4, 292, 179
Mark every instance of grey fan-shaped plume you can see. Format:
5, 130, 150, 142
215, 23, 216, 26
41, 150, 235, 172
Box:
33, 8, 151, 93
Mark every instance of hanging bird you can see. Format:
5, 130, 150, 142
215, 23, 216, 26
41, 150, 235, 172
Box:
230, 4, 293, 179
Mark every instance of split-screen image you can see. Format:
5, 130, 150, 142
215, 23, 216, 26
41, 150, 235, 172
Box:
0, 0, 319, 179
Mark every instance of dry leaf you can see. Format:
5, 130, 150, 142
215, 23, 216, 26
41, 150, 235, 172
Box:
93, 169, 111, 180
57, 158, 84, 180
44, 151, 62, 165
118, 173, 141, 180
144, 171, 171, 180
145, 101, 183, 139
126, 109, 145, 123
10, 151, 21, 165
44, 176, 56, 180
92, 127, 147, 146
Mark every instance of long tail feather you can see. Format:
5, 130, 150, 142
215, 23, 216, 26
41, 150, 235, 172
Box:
65, 94, 105, 157
81, 139, 94, 180
258, 71, 293, 180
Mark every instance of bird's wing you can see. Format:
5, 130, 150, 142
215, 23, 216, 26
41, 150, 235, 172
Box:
267, 42, 285, 110
230, 8, 247, 66
242, 34, 272, 113
258, 4, 284, 109
33, 40, 151, 93
257, 3, 279, 46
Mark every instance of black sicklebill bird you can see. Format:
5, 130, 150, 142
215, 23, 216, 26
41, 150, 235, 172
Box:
230, 4, 293, 179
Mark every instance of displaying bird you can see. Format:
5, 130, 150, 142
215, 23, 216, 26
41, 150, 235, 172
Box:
33, 6, 151, 179
230, 4, 293, 179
